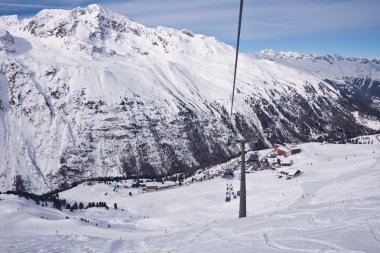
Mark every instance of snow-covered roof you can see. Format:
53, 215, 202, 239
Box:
267, 158, 278, 164
278, 157, 292, 164
277, 168, 301, 176
277, 146, 291, 152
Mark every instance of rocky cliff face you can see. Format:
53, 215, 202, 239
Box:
0, 4, 379, 193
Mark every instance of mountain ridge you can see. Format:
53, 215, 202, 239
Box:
0, 4, 379, 193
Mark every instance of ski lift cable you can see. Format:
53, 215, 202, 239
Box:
229, 0, 244, 128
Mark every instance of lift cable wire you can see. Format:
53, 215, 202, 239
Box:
229, 0, 244, 129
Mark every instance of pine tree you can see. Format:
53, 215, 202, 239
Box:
114, 203, 117, 209
54, 199, 62, 210
79, 202, 84, 209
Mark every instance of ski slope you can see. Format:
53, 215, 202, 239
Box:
1, 137, 380, 252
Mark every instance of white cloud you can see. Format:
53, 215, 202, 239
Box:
0, 3, 56, 8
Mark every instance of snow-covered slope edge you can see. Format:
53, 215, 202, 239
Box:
0, 4, 379, 193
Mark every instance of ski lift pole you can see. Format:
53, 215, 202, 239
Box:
227, 0, 246, 218
235, 137, 257, 218
239, 139, 246, 218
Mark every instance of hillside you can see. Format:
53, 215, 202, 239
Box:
0, 4, 379, 193
0, 136, 379, 252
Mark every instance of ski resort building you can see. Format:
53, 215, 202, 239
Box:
266, 158, 279, 168
285, 144, 302, 155
278, 157, 293, 166
277, 168, 301, 179
145, 185, 158, 192
273, 143, 301, 156
276, 146, 292, 157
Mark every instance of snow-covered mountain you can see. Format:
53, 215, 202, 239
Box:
0, 4, 379, 193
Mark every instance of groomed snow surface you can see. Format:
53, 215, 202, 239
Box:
1, 137, 380, 253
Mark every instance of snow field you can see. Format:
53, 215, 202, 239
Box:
0, 137, 379, 252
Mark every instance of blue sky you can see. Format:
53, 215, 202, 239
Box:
0, 0, 379, 58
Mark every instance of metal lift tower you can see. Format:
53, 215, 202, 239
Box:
238, 139, 247, 218
229, 0, 248, 218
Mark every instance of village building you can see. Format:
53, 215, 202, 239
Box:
285, 144, 302, 155
266, 157, 279, 168
145, 185, 158, 192
273, 143, 302, 156
273, 143, 302, 157
212, 170, 223, 177
278, 157, 293, 166
277, 168, 301, 179
276, 146, 292, 156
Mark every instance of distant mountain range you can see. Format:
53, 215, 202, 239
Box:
0, 4, 379, 193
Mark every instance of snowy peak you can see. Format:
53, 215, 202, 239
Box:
256, 49, 316, 60
0, 15, 21, 27
0, 29, 15, 54
23, 3, 134, 39
15, 3, 226, 57
76, 3, 108, 15
256, 49, 380, 65
20, 3, 152, 56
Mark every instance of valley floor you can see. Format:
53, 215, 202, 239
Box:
1, 136, 380, 252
